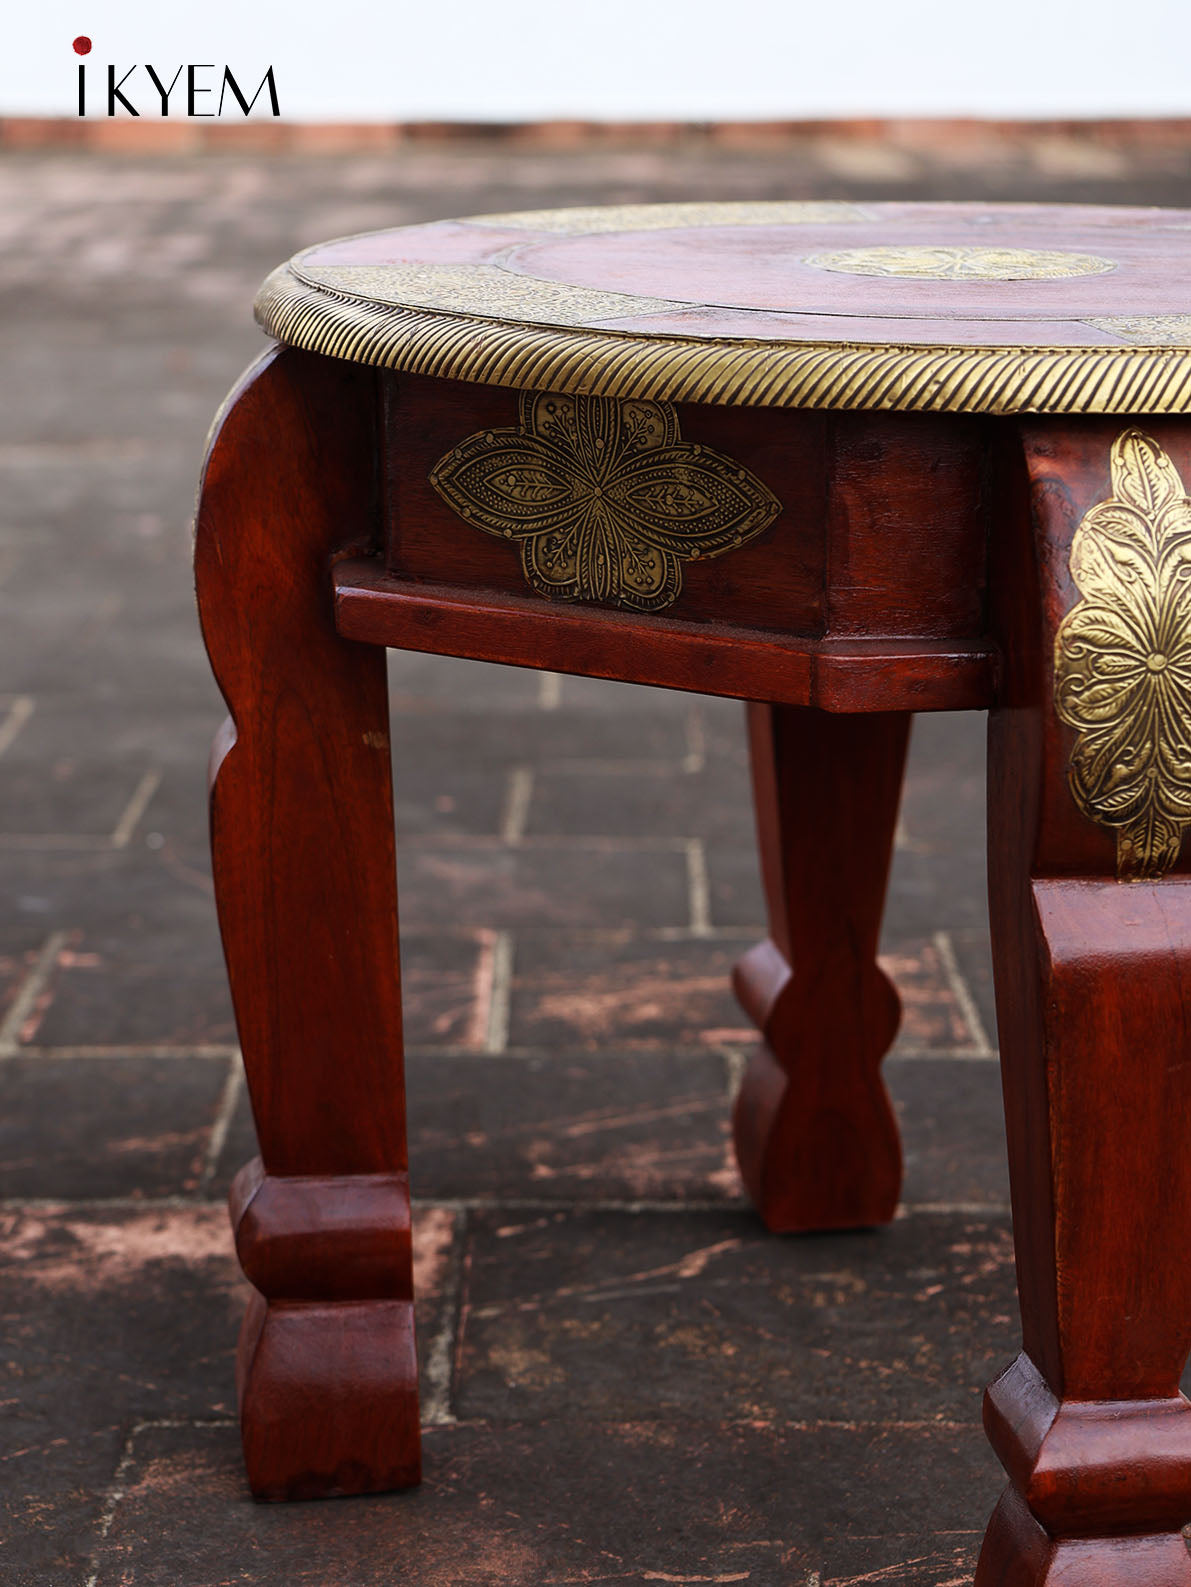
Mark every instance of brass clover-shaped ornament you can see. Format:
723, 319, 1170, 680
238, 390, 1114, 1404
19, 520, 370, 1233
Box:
804, 245, 1115, 281
1054, 429, 1191, 879
430, 391, 780, 612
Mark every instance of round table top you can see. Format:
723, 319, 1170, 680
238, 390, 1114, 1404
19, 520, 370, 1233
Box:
255, 200, 1191, 414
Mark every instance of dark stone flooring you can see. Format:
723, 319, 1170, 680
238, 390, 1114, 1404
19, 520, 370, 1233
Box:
3, 135, 1190, 1586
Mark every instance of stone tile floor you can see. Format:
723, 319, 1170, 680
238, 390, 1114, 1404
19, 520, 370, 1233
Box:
2, 136, 1190, 1586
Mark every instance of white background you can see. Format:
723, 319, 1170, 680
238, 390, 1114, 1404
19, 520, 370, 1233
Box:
7, 0, 1191, 120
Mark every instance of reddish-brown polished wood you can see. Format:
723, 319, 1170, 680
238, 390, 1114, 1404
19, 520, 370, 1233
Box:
202, 200, 1191, 1580
194, 346, 420, 1500
333, 564, 995, 713
199, 350, 1191, 1579
732, 704, 909, 1231
977, 419, 1191, 1583
383, 373, 827, 634
383, 374, 988, 645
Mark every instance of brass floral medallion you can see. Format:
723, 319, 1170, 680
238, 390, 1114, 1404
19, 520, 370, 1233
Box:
804, 245, 1115, 281
1054, 428, 1191, 879
430, 391, 781, 612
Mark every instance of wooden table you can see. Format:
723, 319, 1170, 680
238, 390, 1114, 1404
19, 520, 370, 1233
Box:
195, 200, 1191, 1584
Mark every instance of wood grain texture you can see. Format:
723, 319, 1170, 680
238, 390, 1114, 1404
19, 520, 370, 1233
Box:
731, 705, 909, 1231
976, 418, 1191, 1582
334, 564, 995, 714
384, 373, 825, 633
824, 411, 987, 637
194, 346, 420, 1500
383, 375, 988, 642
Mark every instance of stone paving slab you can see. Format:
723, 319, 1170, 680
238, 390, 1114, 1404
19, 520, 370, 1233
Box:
0, 1057, 231, 1199
1, 1201, 457, 1587
361, 1051, 736, 1207
888, 1059, 1009, 1208
453, 1210, 1017, 1426
398, 844, 696, 933
6, 135, 1191, 1584
1, 1203, 246, 1587
391, 687, 696, 765
86, 1417, 1001, 1587
507, 938, 748, 1050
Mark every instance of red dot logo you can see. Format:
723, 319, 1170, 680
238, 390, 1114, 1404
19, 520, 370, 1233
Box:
72, 36, 92, 56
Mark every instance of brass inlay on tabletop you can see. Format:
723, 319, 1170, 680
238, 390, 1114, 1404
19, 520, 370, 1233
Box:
430, 391, 780, 612
297, 260, 682, 327
1054, 429, 1191, 879
1086, 315, 1191, 346
804, 246, 1116, 281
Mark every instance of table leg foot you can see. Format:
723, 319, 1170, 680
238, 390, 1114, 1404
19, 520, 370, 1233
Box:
976, 1487, 1191, 1587
230, 1161, 421, 1501
236, 1293, 420, 1503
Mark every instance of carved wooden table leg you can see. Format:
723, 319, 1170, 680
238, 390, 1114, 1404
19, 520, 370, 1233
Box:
978, 422, 1191, 1583
733, 704, 910, 1232
195, 346, 420, 1501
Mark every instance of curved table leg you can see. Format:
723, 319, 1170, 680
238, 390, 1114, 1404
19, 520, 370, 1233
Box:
732, 703, 909, 1232
195, 346, 419, 1500
978, 420, 1191, 1583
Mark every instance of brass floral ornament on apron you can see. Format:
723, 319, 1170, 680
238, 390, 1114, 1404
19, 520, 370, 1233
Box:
430, 391, 780, 612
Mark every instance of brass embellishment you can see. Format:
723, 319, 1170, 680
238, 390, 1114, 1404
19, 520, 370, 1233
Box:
1054, 429, 1191, 879
429, 391, 780, 611
466, 200, 870, 234
255, 264, 1191, 416
1086, 315, 1191, 347
297, 260, 682, 327
804, 246, 1116, 281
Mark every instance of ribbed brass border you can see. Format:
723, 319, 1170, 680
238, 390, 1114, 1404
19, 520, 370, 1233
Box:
254, 264, 1191, 415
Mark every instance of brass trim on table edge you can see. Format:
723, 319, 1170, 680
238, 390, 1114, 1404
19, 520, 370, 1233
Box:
254, 265, 1191, 416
